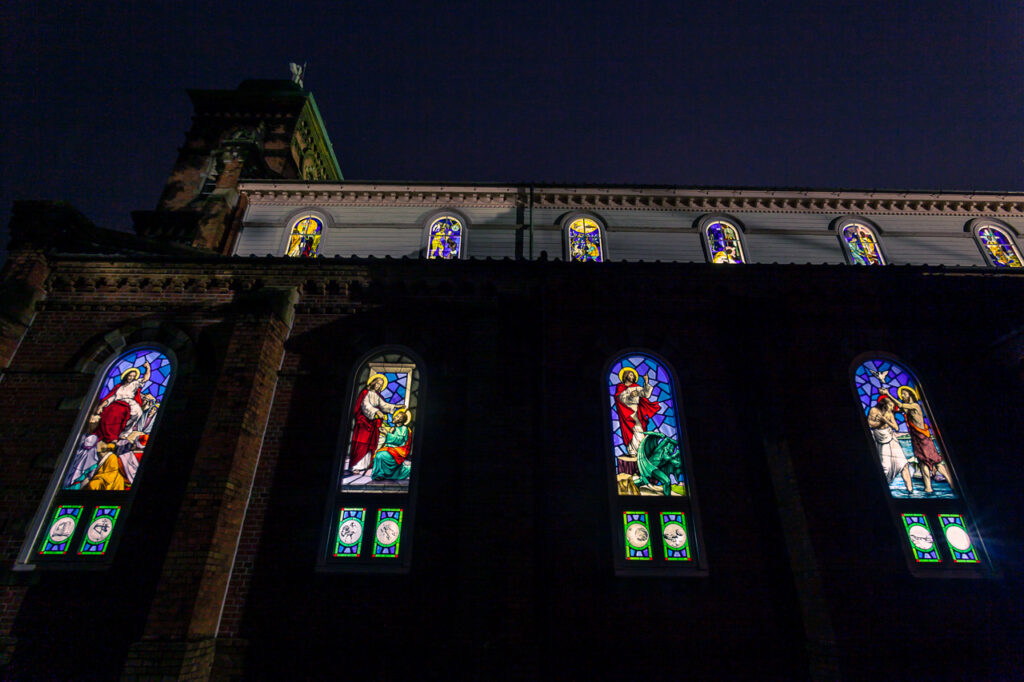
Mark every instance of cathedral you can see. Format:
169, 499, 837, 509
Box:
1, 78, 1022, 680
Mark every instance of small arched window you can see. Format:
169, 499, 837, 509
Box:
425, 214, 466, 259
607, 352, 705, 573
29, 346, 175, 564
971, 222, 1022, 268
285, 212, 324, 257
838, 219, 886, 265
852, 356, 988, 573
564, 215, 606, 262
700, 216, 746, 264
322, 349, 423, 570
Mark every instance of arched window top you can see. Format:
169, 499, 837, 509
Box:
284, 211, 327, 258
606, 351, 705, 572
836, 217, 886, 265
27, 345, 175, 563
425, 213, 466, 260
564, 214, 606, 262
970, 221, 1022, 268
699, 215, 746, 264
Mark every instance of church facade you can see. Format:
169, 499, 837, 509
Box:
1, 79, 1022, 680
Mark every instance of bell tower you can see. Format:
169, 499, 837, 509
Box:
133, 77, 342, 253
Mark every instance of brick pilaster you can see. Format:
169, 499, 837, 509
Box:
0, 251, 48, 371
124, 287, 297, 681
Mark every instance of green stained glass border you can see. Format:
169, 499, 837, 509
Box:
78, 506, 121, 555
39, 505, 83, 555
659, 512, 691, 561
333, 507, 366, 557
901, 513, 940, 563
372, 508, 404, 558
938, 514, 980, 564
623, 511, 652, 561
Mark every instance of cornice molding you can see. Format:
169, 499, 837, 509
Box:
237, 182, 1024, 217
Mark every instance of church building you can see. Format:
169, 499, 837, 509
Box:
1, 77, 1022, 680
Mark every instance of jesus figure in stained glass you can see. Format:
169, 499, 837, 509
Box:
609, 355, 685, 496
843, 224, 884, 265
706, 221, 744, 263
568, 218, 604, 262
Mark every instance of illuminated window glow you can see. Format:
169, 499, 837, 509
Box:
567, 217, 604, 262
704, 220, 745, 263
286, 214, 323, 257
976, 225, 1022, 267
842, 223, 885, 265
426, 215, 464, 259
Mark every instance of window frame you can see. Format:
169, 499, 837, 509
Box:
560, 212, 609, 263
697, 214, 748, 264
16, 343, 178, 570
832, 216, 888, 266
602, 349, 709, 577
279, 208, 332, 258
317, 346, 427, 574
421, 209, 471, 260
967, 218, 1023, 268
849, 352, 992, 578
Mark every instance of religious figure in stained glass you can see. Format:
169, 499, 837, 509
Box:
854, 359, 957, 499
842, 223, 885, 265
427, 215, 463, 259
63, 348, 172, 491
286, 214, 323, 257
342, 354, 420, 492
609, 355, 685, 496
705, 220, 745, 263
976, 225, 1022, 267
567, 217, 604, 262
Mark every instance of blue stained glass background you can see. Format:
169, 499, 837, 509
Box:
101, 348, 171, 400
608, 355, 680, 459
854, 359, 957, 499
380, 372, 408, 415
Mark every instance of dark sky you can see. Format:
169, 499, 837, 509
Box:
3, 0, 1023, 236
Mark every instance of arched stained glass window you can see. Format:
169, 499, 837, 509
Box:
975, 224, 1022, 268
426, 215, 464, 259
842, 222, 886, 265
567, 217, 604, 262
31, 347, 174, 563
703, 219, 745, 264
323, 349, 423, 570
285, 213, 323, 257
853, 357, 988, 572
607, 352, 704, 572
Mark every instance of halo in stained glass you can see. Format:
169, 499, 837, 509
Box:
976, 225, 1022, 267
426, 215, 464, 259
705, 220, 745, 263
286, 214, 323, 258
567, 217, 604, 262
842, 223, 885, 265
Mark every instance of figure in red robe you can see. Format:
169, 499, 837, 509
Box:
348, 373, 403, 474
614, 368, 660, 476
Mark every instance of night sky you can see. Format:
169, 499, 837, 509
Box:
3, 1, 1023, 239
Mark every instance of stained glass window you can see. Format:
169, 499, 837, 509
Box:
704, 219, 745, 264
607, 352, 704, 573
842, 222, 885, 265
32, 347, 173, 563
426, 215, 464, 259
853, 356, 988, 573
853, 359, 957, 499
567, 217, 604, 262
975, 225, 1022, 267
285, 213, 323, 257
323, 350, 422, 570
